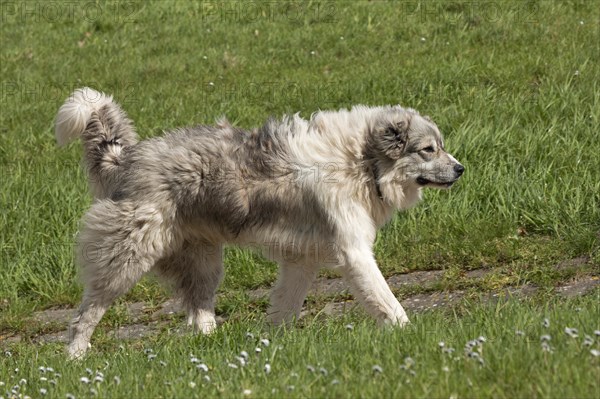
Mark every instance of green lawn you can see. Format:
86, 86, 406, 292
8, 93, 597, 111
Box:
1, 1, 599, 397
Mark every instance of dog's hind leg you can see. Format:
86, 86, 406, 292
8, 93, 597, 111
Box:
156, 241, 224, 334
267, 257, 319, 326
68, 200, 180, 359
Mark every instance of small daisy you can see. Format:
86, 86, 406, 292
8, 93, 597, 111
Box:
260, 338, 270, 347
245, 332, 255, 339
160, 361, 168, 367
583, 336, 594, 346
306, 365, 315, 373
40, 377, 48, 382
590, 349, 600, 357
540, 335, 551, 342
594, 330, 600, 337
40, 388, 47, 395
227, 363, 239, 369
564, 327, 578, 338
190, 357, 200, 363
319, 367, 328, 376
243, 389, 252, 395
543, 318, 550, 328
331, 379, 340, 385
197, 363, 209, 372
255, 347, 262, 354
80, 377, 90, 384
264, 363, 271, 374
189, 381, 196, 388
203, 375, 211, 382
19, 379, 27, 385
372, 365, 383, 373
345, 324, 354, 331
236, 356, 247, 367
113, 376, 121, 385
240, 351, 249, 360
147, 354, 157, 361
66, 394, 76, 399
515, 330, 525, 336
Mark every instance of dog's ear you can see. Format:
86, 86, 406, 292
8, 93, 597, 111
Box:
378, 116, 411, 160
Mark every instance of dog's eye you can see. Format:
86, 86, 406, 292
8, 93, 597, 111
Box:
422, 146, 435, 153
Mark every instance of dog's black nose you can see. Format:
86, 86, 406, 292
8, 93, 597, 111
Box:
454, 164, 465, 176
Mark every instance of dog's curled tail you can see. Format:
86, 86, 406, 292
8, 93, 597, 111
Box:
55, 87, 138, 197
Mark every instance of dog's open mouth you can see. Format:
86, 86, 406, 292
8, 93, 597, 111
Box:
416, 176, 456, 188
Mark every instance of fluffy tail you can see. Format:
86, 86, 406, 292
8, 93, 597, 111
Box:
55, 87, 138, 198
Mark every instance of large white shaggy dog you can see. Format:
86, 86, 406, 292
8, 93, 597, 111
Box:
55, 88, 464, 358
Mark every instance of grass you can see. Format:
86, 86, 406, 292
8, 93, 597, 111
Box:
1, 295, 599, 398
0, 0, 599, 397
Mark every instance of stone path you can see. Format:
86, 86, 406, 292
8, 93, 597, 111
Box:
1, 257, 597, 345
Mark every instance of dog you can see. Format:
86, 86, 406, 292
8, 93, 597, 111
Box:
55, 87, 464, 358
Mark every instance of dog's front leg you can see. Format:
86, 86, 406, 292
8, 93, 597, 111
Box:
341, 247, 409, 326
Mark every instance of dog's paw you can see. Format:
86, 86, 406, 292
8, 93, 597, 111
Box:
187, 311, 217, 335
67, 341, 90, 360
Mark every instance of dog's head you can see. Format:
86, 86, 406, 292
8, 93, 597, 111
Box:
368, 106, 464, 207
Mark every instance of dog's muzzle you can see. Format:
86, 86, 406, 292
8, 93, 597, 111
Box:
417, 163, 465, 187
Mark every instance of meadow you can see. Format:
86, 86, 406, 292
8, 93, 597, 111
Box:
1, 1, 599, 397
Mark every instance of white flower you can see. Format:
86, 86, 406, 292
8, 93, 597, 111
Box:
438, 341, 445, 348
203, 375, 211, 382
190, 357, 200, 363
66, 394, 76, 399
93, 376, 104, 383
227, 363, 238, 369
583, 336, 594, 346
113, 376, 121, 385
49, 380, 57, 386
45, 367, 54, 373
240, 351, 249, 360
420, 37, 426, 42
80, 377, 90, 384
590, 349, 600, 357
310, 51, 315, 55
160, 361, 167, 367
40, 377, 48, 382
345, 324, 354, 331
147, 354, 157, 361
264, 364, 271, 374
236, 356, 247, 367
208, 82, 215, 87
477, 336, 486, 344
40, 388, 47, 395
442, 366, 450, 372
255, 347, 262, 354
372, 365, 383, 373
39, 366, 46, 373
243, 389, 252, 395
245, 332, 255, 339
331, 379, 340, 385
540, 335, 551, 342
594, 330, 600, 336
4, 351, 11, 357
541, 342, 553, 353
515, 330, 525, 336
307, 365, 315, 373
19, 379, 27, 385
564, 327, 578, 338
260, 338, 270, 347
197, 363, 209, 372
189, 381, 196, 388
85, 368, 93, 375
144, 348, 153, 354
319, 367, 328, 376
543, 318, 550, 328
